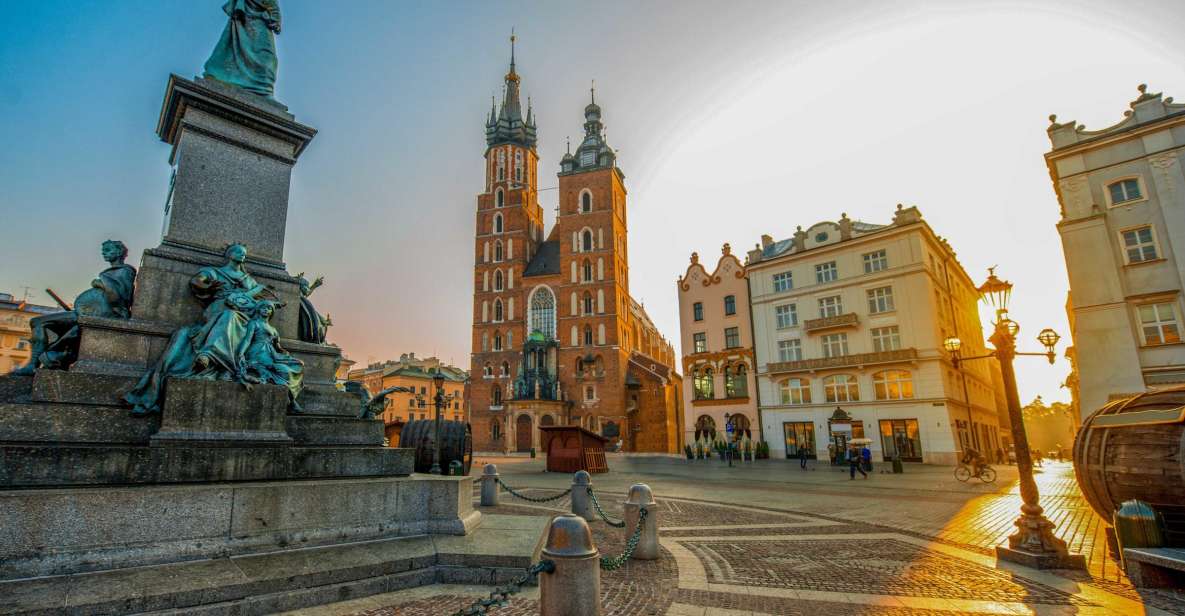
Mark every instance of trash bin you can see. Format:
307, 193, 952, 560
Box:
1113, 499, 1165, 568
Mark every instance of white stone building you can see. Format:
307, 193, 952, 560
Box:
746, 206, 1002, 465
1047, 85, 1185, 420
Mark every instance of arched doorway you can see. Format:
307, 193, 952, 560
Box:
515, 414, 533, 452
694, 415, 717, 441
729, 414, 752, 440
539, 414, 555, 452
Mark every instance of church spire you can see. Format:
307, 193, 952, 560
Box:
485, 31, 536, 150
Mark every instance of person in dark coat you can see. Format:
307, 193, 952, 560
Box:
848, 446, 867, 479
798, 445, 809, 470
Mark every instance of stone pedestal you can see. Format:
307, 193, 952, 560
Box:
151, 378, 292, 446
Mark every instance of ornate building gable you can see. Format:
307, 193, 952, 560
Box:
679, 243, 746, 291
1047, 84, 1185, 151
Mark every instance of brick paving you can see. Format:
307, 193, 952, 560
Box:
290, 458, 1185, 616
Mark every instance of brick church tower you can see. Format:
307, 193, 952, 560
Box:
470, 41, 682, 455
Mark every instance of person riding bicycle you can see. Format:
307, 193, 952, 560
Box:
961, 447, 986, 477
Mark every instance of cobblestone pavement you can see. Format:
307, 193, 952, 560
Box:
285, 457, 1185, 616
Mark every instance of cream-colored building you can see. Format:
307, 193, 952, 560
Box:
677, 244, 759, 446
746, 206, 1002, 465
1047, 85, 1185, 420
0, 293, 58, 374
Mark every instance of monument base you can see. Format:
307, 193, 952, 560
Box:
1, 514, 546, 616
995, 545, 1088, 570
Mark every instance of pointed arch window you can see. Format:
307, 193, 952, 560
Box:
583, 292, 593, 315
501, 361, 510, 377
582, 230, 593, 252
514, 149, 524, 183
583, 325, 593, 346
494, 299, 504, 322
495, 188, 504, 208
581, 191, 592, 213
528, 286, 556, 339
492, 386, 502, 406
494, 240, 503, 262
493, 332, 503, 351
582, 259, 592, 282
493, 213, 503, 234
494, 270, 504, 291
496, 150, 506, 182
483, 363, 492, 377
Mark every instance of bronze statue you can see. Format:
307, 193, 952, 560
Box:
243, 300, 304, 411
203, 0, 282, 98
295, 272, 331, 343
13, 240, 136, 375
343, 381, 411, 420
124, 243, 293, 415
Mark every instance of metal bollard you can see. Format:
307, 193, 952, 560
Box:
569, 470, 595, 521
623, 483, 659, 560
480, 463, 499, 507
540, 514, 602, 616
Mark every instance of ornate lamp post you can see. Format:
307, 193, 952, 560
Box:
431, 372, 446, 475
943, 268, 1085, 570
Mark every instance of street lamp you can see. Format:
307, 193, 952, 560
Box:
430, 372, 446, 475
943, 268, 1084, 569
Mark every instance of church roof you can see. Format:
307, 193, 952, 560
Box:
523, 240, 561, 277
558, 84, 617, 176
485, 35, 536, 150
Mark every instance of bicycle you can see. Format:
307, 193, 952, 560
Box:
955, 462, 996, 483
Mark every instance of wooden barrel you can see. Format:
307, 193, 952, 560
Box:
1073, 385, 1185, 544
398, 419, 473, 475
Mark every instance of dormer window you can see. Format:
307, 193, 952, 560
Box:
580, 150, 595, 167
1108, 178, 1143, 206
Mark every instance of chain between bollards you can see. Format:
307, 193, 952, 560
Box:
495, 477, 573, 503
450, 559, 555, 616
599, 507, 648, 571
586, 487, 625, 528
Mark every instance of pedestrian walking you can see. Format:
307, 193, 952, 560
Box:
847, 446, 867, 480
860, 445, 872, 473
797, 446, 808, 469
827, 443, 836, 466
995, 447, 1004, 465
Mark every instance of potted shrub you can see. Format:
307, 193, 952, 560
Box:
684, 444, 694, 460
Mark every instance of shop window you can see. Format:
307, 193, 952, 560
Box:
783, 422, 816, 459
880, 419, 922, 462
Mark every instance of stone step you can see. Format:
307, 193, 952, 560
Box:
0, 443, 414, 487
0, 402, 158, 444
0, 375, 32, 404
286, 415, 384, 446
0, 514, 545, 616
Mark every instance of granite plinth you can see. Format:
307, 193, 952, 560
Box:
155, 74, 316, 266
0, 443, 412, 487
0, 475, 484, 582
0, 374, 31, 403
287, 415, 383, 446
0, 514, 543, 616
152, 378, 291, 447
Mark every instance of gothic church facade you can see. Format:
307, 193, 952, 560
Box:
469, 45, 682, 454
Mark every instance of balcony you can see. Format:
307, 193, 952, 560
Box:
767, 347, 918, 374
803, 312, 859, 333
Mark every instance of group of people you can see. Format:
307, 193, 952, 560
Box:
806, 443, 873, 479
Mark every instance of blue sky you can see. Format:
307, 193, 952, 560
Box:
3, 0, 1185, 403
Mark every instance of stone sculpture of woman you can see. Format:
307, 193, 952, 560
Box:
243, 300, 304, 411
295, 272, 331, 343
203, 0, 282, 98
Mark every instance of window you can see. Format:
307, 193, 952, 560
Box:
491, 419, 502, 439
724, 295, 736, 315
514, 150, 523, 182
496, 150, 506, 181
492, 387, 502, 406
529, 286, 556, 339
585, 386, 595, 401
584, 326, 594, 346
495, 189, 504, 208
725, 364, 748, 397
583, 292, 593, 315
580, 150, 595, 167
693, 332, 707, 353
494, 299, 504, 321
693, 302, 703, 321
863, 250, 888, 273
1108, 178, 1143, 205
724, 327, 740, 349
777, 339, 802, 362
775, 304, 798, 329
867, 286, 895, 314
818, 296, 843, 318
501, 361, 510, 376
582, 230, 593, 252
871, 326, 901, 352
494, 241, 503, 262
823, 374, 860, 402
815, 261, 838, 283
583, 259, 592, 282
494, 270, 504, 291
1123, 226, 1158, 263
1138, 302, 1181, 345
873, 370, 914, 400
581, 191, 592, 212
821, 333, 848, 358
772, 271, 793, 293
493, 213, 503, 234
779, 378, 811, 405
493, 332, 503, 351
694, 368, 714, 400
408, 398, 415, 407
